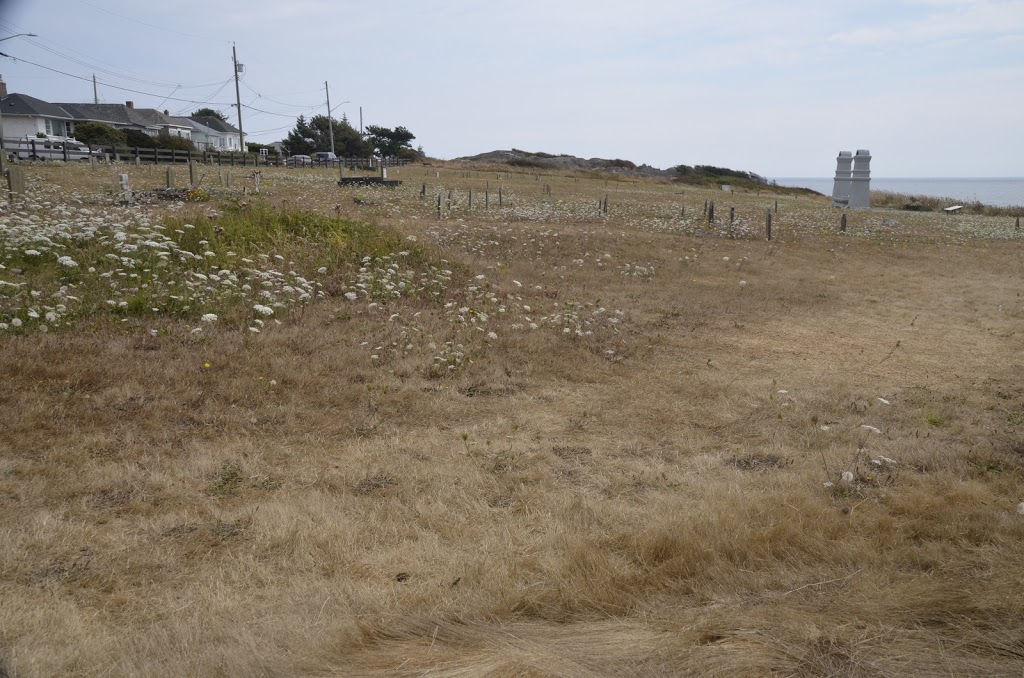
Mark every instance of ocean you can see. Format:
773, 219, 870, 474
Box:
774, 178, 1024, 208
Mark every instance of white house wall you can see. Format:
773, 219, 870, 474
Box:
2, 116, 45, 140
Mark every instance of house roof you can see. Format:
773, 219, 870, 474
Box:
0, 93, 73, 119
190, 115, 240, 135
169, 116, 204, 131
57, 103, 188, 130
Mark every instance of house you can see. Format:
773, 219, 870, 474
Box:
0, 79, 76, 140
0, 76, 246, 150
169, 115, 244, 151
57, 102, 192, 140
184, 115, 245, 151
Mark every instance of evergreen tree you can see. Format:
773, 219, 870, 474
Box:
283, 114, 371, 156
192, 108, 227, 122
365, 125, 417, 159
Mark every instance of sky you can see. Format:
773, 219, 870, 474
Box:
0, 0, 1022, 177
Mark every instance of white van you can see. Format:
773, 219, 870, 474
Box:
7, 136, 102, 161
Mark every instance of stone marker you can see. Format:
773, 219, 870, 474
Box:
118, 174, 132, 203
7, 167, 26, 195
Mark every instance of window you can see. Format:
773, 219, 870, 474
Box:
44, 119, 68, 137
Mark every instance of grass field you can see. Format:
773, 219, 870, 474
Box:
1, 160, 1023, 677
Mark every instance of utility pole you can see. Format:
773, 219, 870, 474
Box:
359, 106, 363, 135
325, 80, 335, 155
232, 44, 244, 152
0, 33, 40, 180
92, 74, 98, 104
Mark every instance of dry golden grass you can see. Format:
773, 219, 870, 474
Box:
1, 161, 1023, 677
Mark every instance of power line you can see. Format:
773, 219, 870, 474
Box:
78, 1, 231, 44
0, 51, 238, 105
172, 79, 234, 116
240, 103, 317, 118
2, 51, 320, 121
240, 80, 322, 109
0, 20, 225, 90
248, 122, 295, 135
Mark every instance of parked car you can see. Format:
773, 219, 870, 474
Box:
286, 154, 312, 167
8, 136, 102, 161
313, 151, 338, 164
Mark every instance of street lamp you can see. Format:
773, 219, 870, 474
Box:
326, 99, 350, 156
0, 33, 38, 179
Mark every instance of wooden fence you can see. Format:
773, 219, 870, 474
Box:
2, 138, 409, 169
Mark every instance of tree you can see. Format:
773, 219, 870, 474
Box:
282, 115, 316, 155
156, 131, 195, 151
125, 129, 157, 148
192, 107, 227, 122
73, 121, 126, 147
365, 125, 417, 159
282, 114, 371, 157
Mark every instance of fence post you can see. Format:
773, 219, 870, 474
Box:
708, 201, 714, 224
469, 187, 473, 209
63, 142, 68, 162
774, 199, 778, 215
730, 206, 735, 224
166, 167, 174, 189
1016, 216, 1020, 232
437, 193, 442, 219
499, 187, 502, 208
841, 213, 847, 233
766, 210, 772, 240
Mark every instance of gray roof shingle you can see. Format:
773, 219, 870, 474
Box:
0, 93, 73, 119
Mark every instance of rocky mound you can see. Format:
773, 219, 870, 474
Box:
455, 149, 675, 179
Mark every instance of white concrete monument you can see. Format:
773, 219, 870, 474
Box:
832, 150, 871, 209
831, 151, 853, 207
849, 149, 871, 209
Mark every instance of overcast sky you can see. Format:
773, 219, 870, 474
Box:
1, 0, 1022, 176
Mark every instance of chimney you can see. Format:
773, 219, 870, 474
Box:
0, 75, 7, 98
164, 110, 169, 116
125, 101, 134, 109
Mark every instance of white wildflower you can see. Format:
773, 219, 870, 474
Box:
201, 313, 218, 323
253, 304, 274, 316
57, 256, 78, 268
